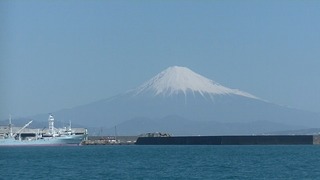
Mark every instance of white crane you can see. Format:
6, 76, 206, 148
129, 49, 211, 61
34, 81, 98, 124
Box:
12, 120, 33, 138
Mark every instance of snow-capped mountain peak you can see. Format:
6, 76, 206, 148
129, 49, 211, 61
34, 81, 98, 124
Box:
134, 66, 257, 99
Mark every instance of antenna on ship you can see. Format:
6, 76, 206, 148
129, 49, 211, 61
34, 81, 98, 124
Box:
115, 126, 118, 143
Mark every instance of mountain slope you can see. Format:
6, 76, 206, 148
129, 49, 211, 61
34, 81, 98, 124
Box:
26, 66, 320, 135
108, 115, 303, 136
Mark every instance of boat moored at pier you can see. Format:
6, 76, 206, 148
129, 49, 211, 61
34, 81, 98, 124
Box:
0, 114, 88, 146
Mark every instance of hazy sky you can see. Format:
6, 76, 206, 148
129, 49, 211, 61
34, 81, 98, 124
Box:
1, 1, 320, 119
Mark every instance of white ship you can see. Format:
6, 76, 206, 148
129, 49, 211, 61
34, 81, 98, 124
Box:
0, 115, 88, 146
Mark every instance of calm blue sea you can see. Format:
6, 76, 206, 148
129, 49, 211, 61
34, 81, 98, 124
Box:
1, 145, 320, 180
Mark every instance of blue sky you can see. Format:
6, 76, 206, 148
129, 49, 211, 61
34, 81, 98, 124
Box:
1, 1, 320, 119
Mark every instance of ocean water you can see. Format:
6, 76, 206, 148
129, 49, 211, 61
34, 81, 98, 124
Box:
1, 145, 320, 180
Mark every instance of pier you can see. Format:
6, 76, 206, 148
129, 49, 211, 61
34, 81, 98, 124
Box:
81, 136, 138, 145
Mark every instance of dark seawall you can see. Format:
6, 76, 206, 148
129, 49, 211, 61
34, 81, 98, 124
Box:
136, 135, 320, 145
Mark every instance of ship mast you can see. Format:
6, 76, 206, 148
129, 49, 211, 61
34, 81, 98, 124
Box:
8, 114, 13, 137
48, 114, 55, 135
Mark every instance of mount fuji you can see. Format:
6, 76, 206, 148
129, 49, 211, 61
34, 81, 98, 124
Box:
28, 66, 320, 135
133, 66, 257, 99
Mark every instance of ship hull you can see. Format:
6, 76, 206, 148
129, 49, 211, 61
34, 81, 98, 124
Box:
0, 135, 86, 146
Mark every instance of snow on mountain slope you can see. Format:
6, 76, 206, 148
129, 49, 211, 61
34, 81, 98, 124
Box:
134, 66, 257, 99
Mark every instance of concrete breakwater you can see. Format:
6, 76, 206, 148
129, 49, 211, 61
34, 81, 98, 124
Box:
135, 135, 320, 145
81, 135, 320, 145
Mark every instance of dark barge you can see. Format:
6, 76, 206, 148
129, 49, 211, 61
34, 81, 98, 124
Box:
136, 135, 320, 145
